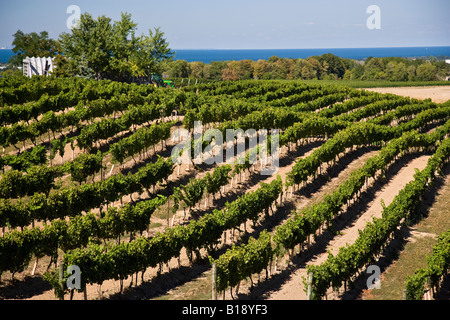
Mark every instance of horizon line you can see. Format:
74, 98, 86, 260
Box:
1, 45, 450, 51
170, 45, 450, 51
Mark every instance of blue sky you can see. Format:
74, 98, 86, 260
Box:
0, 0, 449, 49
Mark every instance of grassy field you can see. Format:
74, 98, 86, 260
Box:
297, 79, 450, 88
363, 166, 450, 300
170, 78, 450, 89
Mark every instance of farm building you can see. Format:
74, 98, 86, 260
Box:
22, 56, 55, 78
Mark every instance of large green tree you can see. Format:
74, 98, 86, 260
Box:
165, 59, 191, 78
9, 30, 60, 66
416, 63, 437, 81
208, 61, 227, 81
59, 12, 173, 81
315, 53, 346, 79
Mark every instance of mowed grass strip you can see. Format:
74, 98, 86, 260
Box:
364, 168, 450, 300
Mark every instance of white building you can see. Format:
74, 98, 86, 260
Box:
22, 56, 55, 78
445, 59, 450, 64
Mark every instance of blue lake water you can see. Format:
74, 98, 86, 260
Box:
1, 46, 450, 64
171, 47, 450, 63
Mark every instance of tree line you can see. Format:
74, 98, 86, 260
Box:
162, 54, 450, 82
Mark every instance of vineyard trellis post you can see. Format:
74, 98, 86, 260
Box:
32, 257, 39, 275
212, 262, 217, 300
167, 197, 170, 227
58, 261, 64, 300
307, 272, 313, 300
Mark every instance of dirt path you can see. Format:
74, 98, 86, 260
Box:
365, 86, 450, 103
266, 154, 430, 300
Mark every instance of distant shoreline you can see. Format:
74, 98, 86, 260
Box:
171, 46, 450, 63
1, 46, 450, 64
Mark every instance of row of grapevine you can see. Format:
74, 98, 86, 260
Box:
0, 77, 168, 126
0, 145, 47, 171
0, 77, 89, 107
172, 164, 233, 216
0, 151, 104, 199
0, 156, 174, 228
1, 77, 448, 301
0, 76, 159, 107
208, 120, 450, 295
0, 156, 252, 277
0, 95, 144, 149
305, 137, 450, 299
205, 95, 411, 149
1, 149, 253, 274
405, 229, 450, 300
0, 165, 62, 199
0, 195, 167, 277
109, 121, 174, 164
41, 176, 282, 296
6, 106, 442, 286
75, 102, 171, 151
0, 100, 179, 199
179, 82, 367, 129
1, 102, 175, 178
176, 97, 449, 243
287, 105, 450, 185
276, 122, 450, 252
181, 80, 312, 97
0, 81, 180, 150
